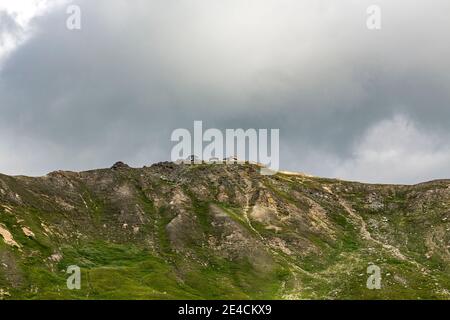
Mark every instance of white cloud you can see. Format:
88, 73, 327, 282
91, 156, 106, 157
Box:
334, 115, 450, 184
0, 0, 67, 65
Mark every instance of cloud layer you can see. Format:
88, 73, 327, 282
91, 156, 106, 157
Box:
1, 0, 450, 184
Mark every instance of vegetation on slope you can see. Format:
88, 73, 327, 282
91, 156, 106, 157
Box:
1, 163, 450, 299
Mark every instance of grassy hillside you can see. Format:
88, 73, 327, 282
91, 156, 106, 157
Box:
1, 162, 450, 299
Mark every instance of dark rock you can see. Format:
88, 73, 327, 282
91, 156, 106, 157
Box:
111, 161, 130, 170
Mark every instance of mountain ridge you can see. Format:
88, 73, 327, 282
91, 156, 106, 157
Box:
1, 161, 450, 299
5, 162, 448, 187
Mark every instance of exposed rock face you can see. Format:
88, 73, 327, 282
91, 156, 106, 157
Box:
0, 163, 450, 299
111, 161, 130, 170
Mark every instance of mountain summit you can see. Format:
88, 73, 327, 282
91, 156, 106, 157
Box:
1, 162, 450, 299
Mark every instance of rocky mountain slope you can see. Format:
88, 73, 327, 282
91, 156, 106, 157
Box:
1, 162, 450, 299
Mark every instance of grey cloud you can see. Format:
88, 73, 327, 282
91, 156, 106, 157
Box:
0, 0, 450, 184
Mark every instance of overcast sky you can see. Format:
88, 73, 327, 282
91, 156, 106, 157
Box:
1, 0, 450, 184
